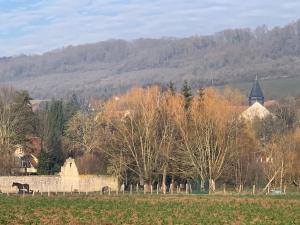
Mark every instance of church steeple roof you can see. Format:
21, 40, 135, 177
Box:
249, 76, 264, 105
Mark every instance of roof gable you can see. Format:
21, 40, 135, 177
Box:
241, 102, 271, 121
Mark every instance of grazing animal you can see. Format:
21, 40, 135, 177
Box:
12, 182, 32, 194
102, 186, 110, 194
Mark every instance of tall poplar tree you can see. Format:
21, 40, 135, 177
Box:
47, 100, 65, 173
37, 100, 65, 174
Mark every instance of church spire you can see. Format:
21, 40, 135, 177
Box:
248, 76, 264, 106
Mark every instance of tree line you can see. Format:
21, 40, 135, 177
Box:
0, 83, 299, 193
64, 82, 300, 193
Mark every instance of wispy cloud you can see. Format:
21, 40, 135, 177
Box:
0, 0, 300, 56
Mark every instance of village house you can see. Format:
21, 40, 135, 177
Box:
11, 137, 42, 175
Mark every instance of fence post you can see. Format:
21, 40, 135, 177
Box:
190, 184, 192, 194
186, 184, 189, 195
284, 185, 287, 194
171, 183, 173, 195
130, 184, 133, 195
136, 184, 139, 194
151, 185, 153, 195
23, 177, 25, 198
252, 185, 255, 195
56, 180, 58, 196
157, 184, 159, 195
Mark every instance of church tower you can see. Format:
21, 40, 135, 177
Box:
248, 76, 264, 106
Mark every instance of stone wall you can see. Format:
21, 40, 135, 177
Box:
0, 158, 118, 193
0, 175, 118, 193
79, 175, 118, 192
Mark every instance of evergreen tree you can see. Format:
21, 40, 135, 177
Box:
181, 80, 192, 110
11, 91, 36, 145
47, 100, 65, 173
167, 81, 176, 95
64, 93, 81, 123
36, 97, 82, 174
37, 149, 48, 175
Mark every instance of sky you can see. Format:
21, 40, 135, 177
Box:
0, 0, 300, 57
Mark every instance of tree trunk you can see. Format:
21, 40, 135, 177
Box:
162, 166, 167, 194
209, 179, 215, 194
200, 179, 204, 190
280, 160, 284, 190
144, 178, 151, 192
139, 175, 144, 186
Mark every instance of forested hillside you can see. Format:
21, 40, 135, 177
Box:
1, 19, 300, 98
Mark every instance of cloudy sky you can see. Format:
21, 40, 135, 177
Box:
0, 0, 300, 57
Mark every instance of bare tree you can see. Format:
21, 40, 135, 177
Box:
0, 86, 22, 174
175, 88, 239, 193
63, 111, 100, 156
99, 87, 162, 188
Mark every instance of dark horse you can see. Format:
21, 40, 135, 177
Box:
102, 186, 110, 194
12, 182, 33, 194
